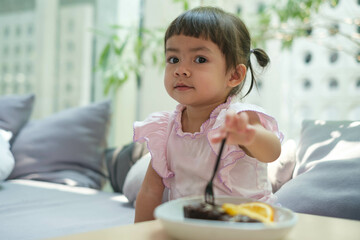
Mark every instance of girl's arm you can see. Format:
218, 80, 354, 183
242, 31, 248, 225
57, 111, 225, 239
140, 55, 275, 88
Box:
134, 161, 165, 223
211, 111, 281, 163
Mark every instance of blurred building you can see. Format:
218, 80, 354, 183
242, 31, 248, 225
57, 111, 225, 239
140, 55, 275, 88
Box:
0, 0, 138, 145
0, 0, 96, 118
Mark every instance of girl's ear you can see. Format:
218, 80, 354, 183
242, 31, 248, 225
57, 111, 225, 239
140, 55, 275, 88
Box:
228, 64, 246, 87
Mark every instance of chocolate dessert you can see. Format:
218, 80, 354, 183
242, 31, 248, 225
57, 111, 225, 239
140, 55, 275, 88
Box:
183, 202, 260, 223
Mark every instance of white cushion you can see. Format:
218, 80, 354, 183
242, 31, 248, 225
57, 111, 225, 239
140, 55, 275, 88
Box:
123, 153, 168, 205
268, 139, 297, 192
0, 129, 14, 182
123, 153, 151, 203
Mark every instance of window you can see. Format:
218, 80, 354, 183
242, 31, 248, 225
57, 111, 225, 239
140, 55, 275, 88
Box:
257, 79, 263, 90
3, 26, 10, 38
14, 63, 21, 73
329, 52, 339, 63
329, 78, 339, 90
66, 61, 74, 72
236, 5, 242, 15
26, 63, 33, 74
27, 44, 33, 54
14, 45, 21, 56
329, 23, 339, 36
305, 26, 313, 36
15, 25, 21, 37
68, 18, 75, 33
304, 52, 312, 64
27, 24, 34, 36
67, 41, 75, 52
303, 78, 312, 90
257, 2, 266, 14
66, 82, 73, 92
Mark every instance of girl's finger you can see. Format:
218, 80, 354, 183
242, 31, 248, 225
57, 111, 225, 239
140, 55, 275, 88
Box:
236, 112, 248, 131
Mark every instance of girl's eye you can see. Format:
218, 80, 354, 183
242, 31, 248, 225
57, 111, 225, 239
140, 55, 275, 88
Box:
168, 57, 179, 64
195, 56, 207, 63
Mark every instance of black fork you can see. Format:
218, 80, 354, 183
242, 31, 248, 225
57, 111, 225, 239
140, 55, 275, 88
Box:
204, 137, 227, 205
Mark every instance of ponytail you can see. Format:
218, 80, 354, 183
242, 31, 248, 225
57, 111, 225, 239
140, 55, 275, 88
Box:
251, 48, 270, 67
243, 48, 270, 97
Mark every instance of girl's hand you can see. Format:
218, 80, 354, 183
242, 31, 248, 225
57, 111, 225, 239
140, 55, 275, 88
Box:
211, 110, 281, 163
211, 111, 256, 146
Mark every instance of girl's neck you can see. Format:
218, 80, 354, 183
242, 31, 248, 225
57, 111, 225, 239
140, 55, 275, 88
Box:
181, 100, 226, 133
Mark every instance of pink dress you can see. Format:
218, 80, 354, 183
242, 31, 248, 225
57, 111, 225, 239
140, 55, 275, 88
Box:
133, 98, 283, 203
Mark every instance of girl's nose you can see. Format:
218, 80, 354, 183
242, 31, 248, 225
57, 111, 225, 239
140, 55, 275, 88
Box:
174, 65, 191, 77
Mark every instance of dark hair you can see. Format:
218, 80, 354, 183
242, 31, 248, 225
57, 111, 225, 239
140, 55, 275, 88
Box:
164, 6, 270, 97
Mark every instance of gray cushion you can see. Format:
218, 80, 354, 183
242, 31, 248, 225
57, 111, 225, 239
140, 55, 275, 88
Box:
275, 120, 360, 220
106, 142, 148, 193
0, 94, 35, 139
8, 100, 111, 189
123, 153, 151, 202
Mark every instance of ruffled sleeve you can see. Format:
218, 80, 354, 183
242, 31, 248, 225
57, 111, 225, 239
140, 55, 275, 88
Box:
133, 112, 175, 182
242, 104, 284, 142
207, 102, 284, 192
208, 103, 283, 144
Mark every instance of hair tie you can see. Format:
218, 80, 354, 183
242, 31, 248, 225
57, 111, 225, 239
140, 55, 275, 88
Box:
250, 49, 254, 54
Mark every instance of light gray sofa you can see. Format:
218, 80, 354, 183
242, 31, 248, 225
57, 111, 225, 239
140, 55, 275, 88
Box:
1, 94, 359, 240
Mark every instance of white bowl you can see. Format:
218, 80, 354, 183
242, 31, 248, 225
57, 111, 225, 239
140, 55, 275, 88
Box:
154, 196, 297, 240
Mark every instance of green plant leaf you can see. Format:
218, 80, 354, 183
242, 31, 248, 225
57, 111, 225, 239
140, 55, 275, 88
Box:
98, 43, 111, 71
104, 72, 129, 95
114, 34, 130, 56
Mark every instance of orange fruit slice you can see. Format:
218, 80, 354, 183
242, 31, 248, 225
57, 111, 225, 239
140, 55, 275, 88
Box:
222, 202, 275, 224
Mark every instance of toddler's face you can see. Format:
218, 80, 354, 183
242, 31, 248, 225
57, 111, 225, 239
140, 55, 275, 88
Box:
164, 35, 233, 108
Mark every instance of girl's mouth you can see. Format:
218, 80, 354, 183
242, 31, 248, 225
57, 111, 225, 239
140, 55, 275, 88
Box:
174, 84, 193, 91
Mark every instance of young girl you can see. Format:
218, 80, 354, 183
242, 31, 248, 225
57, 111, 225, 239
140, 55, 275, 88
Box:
133, 6, 283, 222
